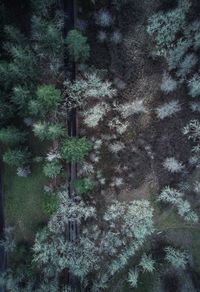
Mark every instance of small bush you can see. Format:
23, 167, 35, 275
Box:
74, 178, 95, 195
188, 74, 200, 97
160, 72, 177, 94
61, 137, 92, 162
155, 100, 181, 119
95, 9, 113, 27
163, 157, 184, 173
66, 29, 90, 63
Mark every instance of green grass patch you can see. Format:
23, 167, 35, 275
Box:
4, 163, 48, 242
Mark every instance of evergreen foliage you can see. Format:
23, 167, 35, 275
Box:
66, 29, 90, 63
61, 137, 92, 162
43, 160, 62, 178
0, 127, 27, 146
3, 149, 30, 167
74, 178, 95, 195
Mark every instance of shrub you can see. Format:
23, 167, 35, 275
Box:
155, 100, 181, 119
95, 9, 113, 27
160, 72, 177, 94
0, 127, 26, 146
188, 74, 200, 97
128, 269, 139, 288
3, 149, 30, 167
165, 247, 188, 269
66, 29, 90, 63
74, 178, 95, 195
61, 137, 92, 162
163, 157, 184, 173
43, 161, 62, 178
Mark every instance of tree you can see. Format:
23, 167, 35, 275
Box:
165, 247, 188, 269
128, 269, 139, 288
43, 161, 62, 178
74, 178, 95, 195
66, 29, 90, 63
0, 127, 27, 146
61, 137, 92, 162
3, 149, 30, 167
139, 254, 155, 273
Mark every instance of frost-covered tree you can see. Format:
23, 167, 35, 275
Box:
139, 254, 155, 273
128, 268, 139, 288
64, 71, 116, 108
160, 72, 177, 94
155, 100, 181, 119
118, 99, 146, 118
188, 74, 200, 98
95, 9, 113, 27
158, 186, 198, 223
165, 247, 188, 269
163, 157, 184, 173
83, 102, 110, 128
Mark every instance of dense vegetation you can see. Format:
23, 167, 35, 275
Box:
0, 0, 200, 291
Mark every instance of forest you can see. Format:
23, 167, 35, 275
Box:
0, 0, 200, 291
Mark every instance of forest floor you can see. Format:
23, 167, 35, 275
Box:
80, 0, 200, 290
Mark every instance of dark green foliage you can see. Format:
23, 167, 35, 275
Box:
74, 178, 95, 195
3, 149, 31, 167
43, 193, 59, 216
0, 127, 27, 146
66, 29, 90, 63
61, 137, 92, 162
0, 99, 14, 123
11, 85, 33, 115
33, 122, 65, 140
48, 123, 65, 140
43, 160, 62, 178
